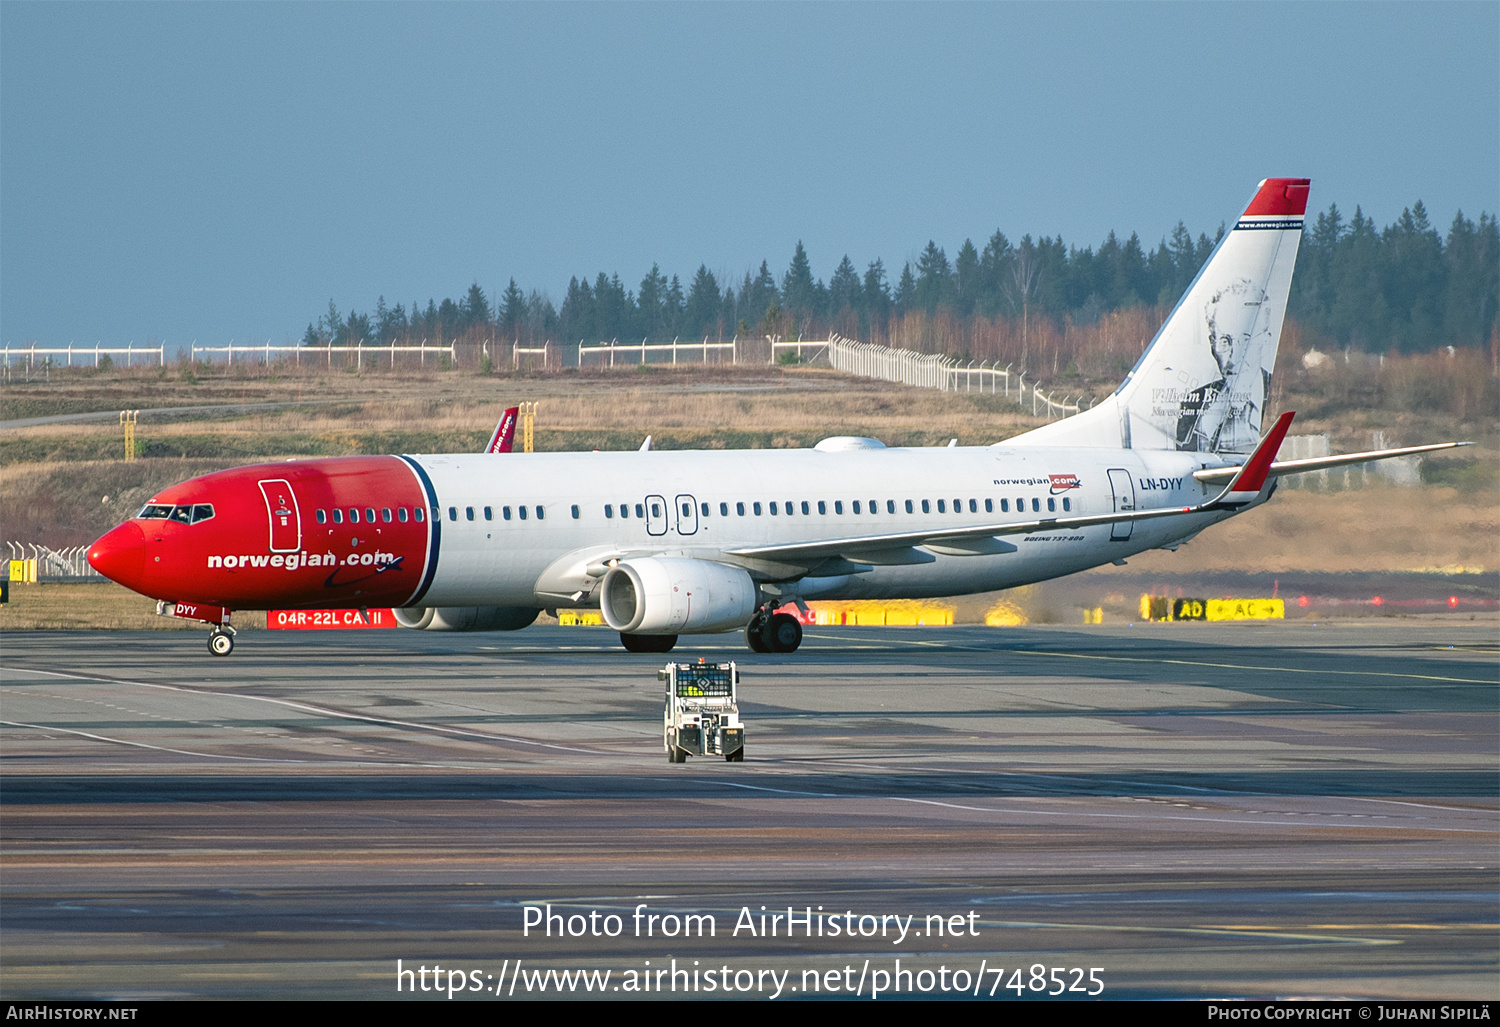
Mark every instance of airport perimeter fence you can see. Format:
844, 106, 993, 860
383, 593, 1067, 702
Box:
6, 543, 105, 583
2, 343, 167, 371
827, 334, 1089, 420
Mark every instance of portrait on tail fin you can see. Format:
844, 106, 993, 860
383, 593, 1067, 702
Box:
1174, 279, 1275, 454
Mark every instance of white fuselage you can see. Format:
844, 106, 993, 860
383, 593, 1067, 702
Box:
412, 444, 1243, 609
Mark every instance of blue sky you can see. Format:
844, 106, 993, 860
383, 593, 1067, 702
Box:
3, 2, 1496, 345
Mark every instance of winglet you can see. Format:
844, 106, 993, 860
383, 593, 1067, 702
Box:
1217, 411, 1295, 502
485, 407, 519, 453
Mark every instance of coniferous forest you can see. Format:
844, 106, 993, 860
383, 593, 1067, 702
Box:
304, 201, 1498, 376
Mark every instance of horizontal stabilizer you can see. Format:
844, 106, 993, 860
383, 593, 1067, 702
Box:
1193, 441, 1474, 483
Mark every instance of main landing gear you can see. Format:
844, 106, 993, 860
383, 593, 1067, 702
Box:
208, 625, 237, 656
745, 605, 802, 654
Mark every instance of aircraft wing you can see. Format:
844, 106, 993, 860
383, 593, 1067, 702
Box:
725, 412, 1298, 566
1191, 441, 1473, 484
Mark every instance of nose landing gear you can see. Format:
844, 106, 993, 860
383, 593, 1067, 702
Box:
208, 626, 237, 656
745, 605, 802, 653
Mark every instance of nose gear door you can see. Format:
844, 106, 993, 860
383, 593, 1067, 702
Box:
258, 478, 302, 552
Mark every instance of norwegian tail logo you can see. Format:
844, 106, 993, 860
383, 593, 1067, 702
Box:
1013, 178, 1308, 455
486, 407, 519, 454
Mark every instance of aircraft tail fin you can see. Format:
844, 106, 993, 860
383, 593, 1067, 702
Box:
1010, 178, 1308, 456
485, 407, 519, 453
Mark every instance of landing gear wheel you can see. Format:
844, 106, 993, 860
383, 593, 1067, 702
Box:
621, 632, 677, 653
208, 630, 235, 656
762, 613, 803, 653
745, 615, 769, 653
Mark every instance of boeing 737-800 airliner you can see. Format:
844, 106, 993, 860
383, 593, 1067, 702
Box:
86, 179, 1465, 655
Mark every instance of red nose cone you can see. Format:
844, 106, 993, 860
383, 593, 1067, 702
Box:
89, 521, 146, 589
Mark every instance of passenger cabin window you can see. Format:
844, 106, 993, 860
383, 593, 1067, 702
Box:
398, 507, 409, 523
887, 500, 896, 514
415, 507, 425, 522
635, 504, 645, 518
736, 502, 745, 516
682, 501, 693, 517
936, 500, 945, 513
484, 507, 493, 521
503, 506, 512, 520
954, 498, 962, 512
770, 502, 778, 515
1001, 499, 1009, 512
536, 506, 544, 520
332, 509, 344, 524
605, 504, 614, 518
447, 507, 456, 521
817, 501, 827, 515
316, 509, 327, 524
1062, 498, 1071, 511
922, 500, 931, 513
905, 500, 913, 513
382, 508, 393, 522
366, 508, 376, 523
350, 508, 361, 523
720, 502, 729, 516
835, 501, 844, 514
753, 502, 762, 516
1047, 498, 1056, 512
1031, 498, 1040, 512
617, 503, 627, 519
852, 501, 861, 514
984, 499, 992, 513
801, 501, 810, 515
701, 503, 710, 517
572, 505, 580, 519
519, 506, 528, 520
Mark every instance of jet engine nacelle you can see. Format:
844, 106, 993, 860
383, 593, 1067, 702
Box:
392, 606, 541, 631
600, 558, 756, 634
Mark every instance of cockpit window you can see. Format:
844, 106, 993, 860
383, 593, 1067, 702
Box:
138, 502, 215, 524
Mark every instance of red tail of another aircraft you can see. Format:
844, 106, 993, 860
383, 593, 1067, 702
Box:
485, 407, 519, 453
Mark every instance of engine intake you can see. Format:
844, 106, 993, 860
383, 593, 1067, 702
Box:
600, 558, 756, 634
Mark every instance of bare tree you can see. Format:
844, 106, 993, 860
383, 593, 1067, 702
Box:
1006, 240, 1041, 372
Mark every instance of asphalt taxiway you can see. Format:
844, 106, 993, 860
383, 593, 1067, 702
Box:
2, 622, 1495, 1000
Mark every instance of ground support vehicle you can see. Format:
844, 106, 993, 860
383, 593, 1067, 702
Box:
661, 659, 744, 762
